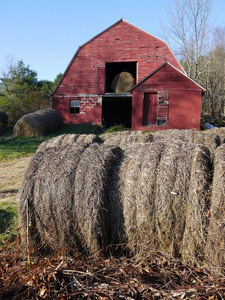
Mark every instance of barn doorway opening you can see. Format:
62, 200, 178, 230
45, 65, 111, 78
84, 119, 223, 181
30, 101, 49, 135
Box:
105, 62, 137, 93
102, 95, 132, 128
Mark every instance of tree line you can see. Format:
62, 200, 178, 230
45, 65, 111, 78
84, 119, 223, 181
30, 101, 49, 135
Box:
0, 60, 62, 126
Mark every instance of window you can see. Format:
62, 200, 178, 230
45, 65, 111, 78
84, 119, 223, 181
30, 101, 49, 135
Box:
70, 100, 80, 114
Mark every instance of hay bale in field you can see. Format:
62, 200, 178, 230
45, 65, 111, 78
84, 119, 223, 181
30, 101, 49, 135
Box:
111, 71, 135, 93
181, 145, 211, 265
119, 142, 165, 253
19, 142, 122, 255
19, 143, 89, 253
13, 109, 63, 137
205, 144, 225, 273
153, 141, 196, 257
73, 143, 121, 254
37, 133, 102, 152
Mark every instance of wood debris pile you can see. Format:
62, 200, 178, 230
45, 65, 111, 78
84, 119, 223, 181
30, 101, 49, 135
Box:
1, 244, 225, 299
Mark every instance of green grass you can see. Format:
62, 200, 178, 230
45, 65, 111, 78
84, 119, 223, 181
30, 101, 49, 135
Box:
0, 201, 18, 245
0, 123, 104, 160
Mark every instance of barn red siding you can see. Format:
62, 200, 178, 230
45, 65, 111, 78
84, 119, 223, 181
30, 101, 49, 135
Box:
131, 63, 204, 131
52, 19, 184, 124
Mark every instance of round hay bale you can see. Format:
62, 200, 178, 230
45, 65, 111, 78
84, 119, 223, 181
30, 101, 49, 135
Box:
73, 143, 121, 255
120, 142, 165, 254
181, 145, 211, 265
19, 143, 90, 253
19, 142, 122, 255
111, 72, 135, 93
14, 109, 63, 137
205, 144, 225, 274
119, 144, 148, 252
153, 141, 196, 257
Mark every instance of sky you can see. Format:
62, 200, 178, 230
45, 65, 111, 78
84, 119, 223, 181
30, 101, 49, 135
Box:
0, 0, 225, 82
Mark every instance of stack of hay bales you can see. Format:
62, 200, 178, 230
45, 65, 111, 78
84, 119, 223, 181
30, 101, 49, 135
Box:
13, 109, 63, 137
19, 129, 225, 273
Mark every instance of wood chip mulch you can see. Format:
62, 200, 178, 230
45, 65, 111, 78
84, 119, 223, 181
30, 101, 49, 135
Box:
1, 243, 225, 299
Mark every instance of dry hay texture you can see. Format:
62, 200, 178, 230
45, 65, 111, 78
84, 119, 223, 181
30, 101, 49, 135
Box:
204, 144, 225, 274
100, 130, 153, 150
37, 133, 102, 152
111, 71, 135, 93
19, 129, 225, 272
19, 142, 122, 255
13, 108, 63, 137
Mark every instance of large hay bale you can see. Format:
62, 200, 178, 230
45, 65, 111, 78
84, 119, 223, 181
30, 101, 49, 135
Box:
19, 143, 89, 253
111, 72, 135, 93
153, 141, 196, 257
19, 143, 121, 255
14, 109, 63, 137
181, 145, 211, 265
205, 144, 225, 273
119, 142, 165, 253
73, 143, 121, 254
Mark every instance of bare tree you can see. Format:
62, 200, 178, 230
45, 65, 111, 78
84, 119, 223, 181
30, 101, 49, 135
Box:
201, 27, 225, 119
163, 0, 213, 81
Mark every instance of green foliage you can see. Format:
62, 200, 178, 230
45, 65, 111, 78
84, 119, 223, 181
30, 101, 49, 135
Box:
0, 60, 51, 126
104, 124, 129, 133
0, 123, 104, 160
51, 73, 63, 91
0, 201, 18, 245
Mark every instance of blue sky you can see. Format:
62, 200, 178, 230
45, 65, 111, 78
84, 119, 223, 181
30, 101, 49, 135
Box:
0, 0, 224, 81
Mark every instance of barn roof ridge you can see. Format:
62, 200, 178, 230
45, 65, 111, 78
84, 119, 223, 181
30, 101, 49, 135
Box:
51, 19, 184, 96
130, 62, 205, 92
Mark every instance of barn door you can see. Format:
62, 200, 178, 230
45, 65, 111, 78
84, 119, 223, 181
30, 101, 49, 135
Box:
143, 93, 158, 126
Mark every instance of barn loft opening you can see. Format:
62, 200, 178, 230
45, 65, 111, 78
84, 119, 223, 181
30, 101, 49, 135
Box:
102, 95, 132, 128
105, 62, 137, 93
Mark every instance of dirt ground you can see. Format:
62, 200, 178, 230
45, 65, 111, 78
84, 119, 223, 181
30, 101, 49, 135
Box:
0, 155, 32, 203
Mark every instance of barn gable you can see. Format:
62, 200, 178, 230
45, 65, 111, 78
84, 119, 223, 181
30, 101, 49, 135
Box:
131, 62, 205, 92
52, 19, 183, 96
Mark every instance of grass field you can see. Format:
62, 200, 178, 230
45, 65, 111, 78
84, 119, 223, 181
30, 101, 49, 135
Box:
0, 123, 105, 160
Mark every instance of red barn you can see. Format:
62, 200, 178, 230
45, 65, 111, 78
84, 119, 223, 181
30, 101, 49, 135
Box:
51, 19, 204, 130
